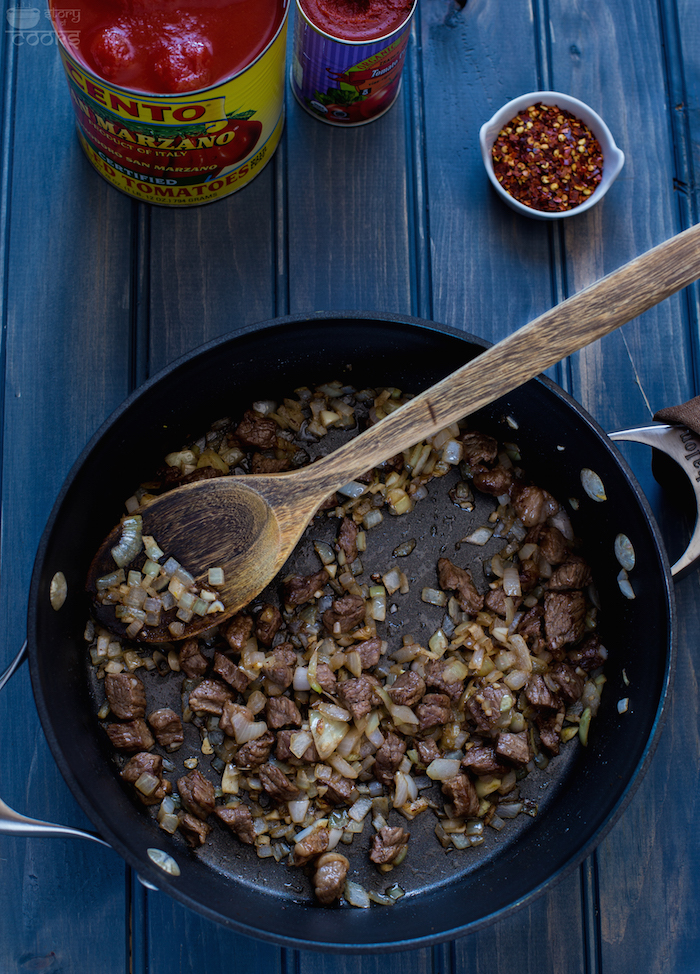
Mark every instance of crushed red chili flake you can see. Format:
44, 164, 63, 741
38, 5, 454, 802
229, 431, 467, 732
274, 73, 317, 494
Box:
491, 102, 604, 212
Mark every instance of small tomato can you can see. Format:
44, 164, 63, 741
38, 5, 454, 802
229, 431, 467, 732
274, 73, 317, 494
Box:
49, 1, 289, 206
291, 0, 417, 126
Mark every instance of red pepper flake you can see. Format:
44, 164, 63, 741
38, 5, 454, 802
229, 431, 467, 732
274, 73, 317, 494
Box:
491, 103, 604, 212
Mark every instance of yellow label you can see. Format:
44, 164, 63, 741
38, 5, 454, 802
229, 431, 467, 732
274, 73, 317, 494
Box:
58, 12, 288, 205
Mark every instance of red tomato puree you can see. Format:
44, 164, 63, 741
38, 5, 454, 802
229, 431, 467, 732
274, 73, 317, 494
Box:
52, 0, 284, 94
299, 0, 413, 41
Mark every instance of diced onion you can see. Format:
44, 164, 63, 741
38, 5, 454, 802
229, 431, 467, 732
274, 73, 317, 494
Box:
344, 880, 371, 909
309, 710, 349, 760
426, 758, 461, 781
463, 526, 494, 546
111, 515, 143, 568
502, 563, 522, 598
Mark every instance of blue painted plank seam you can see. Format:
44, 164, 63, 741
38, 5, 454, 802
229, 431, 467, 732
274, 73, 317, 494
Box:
656, 0, 700, 396
404, 4, 433, 323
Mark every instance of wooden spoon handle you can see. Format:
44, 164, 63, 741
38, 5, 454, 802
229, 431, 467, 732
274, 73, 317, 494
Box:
298, 222, 700, 496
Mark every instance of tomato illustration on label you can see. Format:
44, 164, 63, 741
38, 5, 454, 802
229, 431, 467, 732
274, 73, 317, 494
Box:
184, 118, 263, 173
304, 30, 408, 124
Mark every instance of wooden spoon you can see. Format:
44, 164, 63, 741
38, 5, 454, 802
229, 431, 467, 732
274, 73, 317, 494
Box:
88, 223, 700, 641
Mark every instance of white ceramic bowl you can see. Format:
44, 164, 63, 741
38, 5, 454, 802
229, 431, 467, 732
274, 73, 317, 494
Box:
479, 91, 625, 220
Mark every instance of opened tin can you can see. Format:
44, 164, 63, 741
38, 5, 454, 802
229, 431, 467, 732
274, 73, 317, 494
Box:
49, 0, 289, 206
291, 0, 417, 126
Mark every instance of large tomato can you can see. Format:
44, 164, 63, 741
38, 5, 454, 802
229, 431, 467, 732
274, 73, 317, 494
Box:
49, 1, 289, 206
291, 0, 416, 126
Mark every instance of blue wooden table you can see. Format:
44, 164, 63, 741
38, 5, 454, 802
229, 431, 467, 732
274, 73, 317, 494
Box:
2, 0, 700, 971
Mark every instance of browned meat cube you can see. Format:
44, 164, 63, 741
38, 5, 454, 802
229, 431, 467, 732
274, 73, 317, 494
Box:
188, 678, 234, 716
179, 812, 211, 847
282, 569, 328, 607
373, 731, 406, 786
250, 453, 291, 474
337, 517, 358, 563
441, 774, 479, 818
216, 804, 256, 845
262, 644, 297, 689
222, 613, 254, 653
525, 523, 570, 565
355, 635, 383, 669
235, 410, 278, 449
313, 852, 350, 905
423, 659, 465, 701
178, 639, 209, 678
104, 673, 146, 720
369, 825, 410, 864
315, 662, 337, 694
485, 587, 521, 618
460, 431, 499, 466
536, 708, 565, 755
105, 719, 154, 752
120, 751, 170, 806
177, 769, 215, 820
548, 555, 593, 591
437, 558, 484, 615
548, 661, 585, 702
293, 826, 330, 866
338, 676, 375, 721
219, 701, 257, 739
416, 693, 451, 732
388, 670, 425, 708
472, 464, 514, 496
544, 590, 587, 655
496, 731, 530, 766
323, 772, 357, 806
414, 738, 440, 767
234, 729, 275, 768
258, 763, 300, 802
461, 743, 507, 776
322, 594, 366, 634
255, 603, 284, 646
518, 559, 540, 593
147, 707, 184, 750
568, 633, 607, 672
266, 695, 302, 729
516, 605, 544, 642
212, 652, 249, 693
465, 684, 509, 733
510, 483, 559, 527
525, 675, 559, 711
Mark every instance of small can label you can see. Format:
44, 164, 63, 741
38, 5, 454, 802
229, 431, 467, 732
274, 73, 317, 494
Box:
291, 0, 416, 126
53, 7, 289, 206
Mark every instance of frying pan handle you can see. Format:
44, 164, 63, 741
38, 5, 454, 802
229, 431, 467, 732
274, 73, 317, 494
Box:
608, 423, 700, 578
0, 641, 110, 846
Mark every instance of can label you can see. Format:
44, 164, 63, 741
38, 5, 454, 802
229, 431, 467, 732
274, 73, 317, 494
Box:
291, 1, 415, 126
54, 9, 288, 206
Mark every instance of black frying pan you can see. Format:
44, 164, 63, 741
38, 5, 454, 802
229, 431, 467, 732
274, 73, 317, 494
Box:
23, 312, 675, 951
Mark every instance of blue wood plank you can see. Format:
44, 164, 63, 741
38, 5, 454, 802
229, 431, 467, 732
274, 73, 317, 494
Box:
1, 0, 700, 970
139, 888, 282, 974
0, 23, 134, 973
